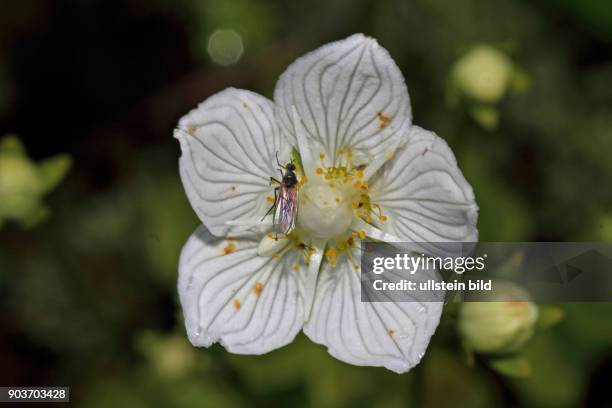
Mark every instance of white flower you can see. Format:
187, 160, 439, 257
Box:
174, 34, 478, 373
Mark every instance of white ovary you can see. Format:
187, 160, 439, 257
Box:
297, 177, 355, 240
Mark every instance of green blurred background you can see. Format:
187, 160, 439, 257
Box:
1, 0, 612, 406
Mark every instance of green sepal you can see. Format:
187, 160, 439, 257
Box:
537, 305, 564, 329
488, 355, 531, 378
0, 134, 27, 157
37, 154, 72, 194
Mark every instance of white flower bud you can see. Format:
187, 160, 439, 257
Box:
458, 282, 538, 354
452, 45, 514, 103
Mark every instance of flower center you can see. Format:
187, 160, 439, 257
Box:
297, 179, 354, 239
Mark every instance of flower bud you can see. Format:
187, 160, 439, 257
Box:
458, 282, 538, 354
0, 135, 71, 227
451, 45, 514, 103
0, 155, 42, 220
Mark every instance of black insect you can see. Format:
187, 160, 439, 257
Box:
263, 153, 299, 237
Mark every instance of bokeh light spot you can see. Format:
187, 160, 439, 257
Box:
207, 29, 244, 66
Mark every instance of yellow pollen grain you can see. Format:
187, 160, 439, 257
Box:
356, 169, 364, 179
377, 112, 392, 129
233, 299, 241, 310
358, 230, 366, 239
292, 263, 300, 272
335, 197, 341, 203
379, 215, 388, 222
230, 185, 236, 192
385, 153, 395, 161
388, 329, 396, 336
315, 167, 323, 175
187, 126, 197, 135
353, 181, 362, 189
223, 241, 236, 255
319, 153, 325, 159
324, 174, 332, 180
252, 282, 264, 296
266, 196, 275, 203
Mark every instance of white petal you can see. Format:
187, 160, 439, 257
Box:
178, 226, 305, 354
176, 88, 289, 237
274, 34, 411, 166
303, 247, 443, 373
368, 126, 478, 254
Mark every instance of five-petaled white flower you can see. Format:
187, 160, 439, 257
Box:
174, 34, 478, 373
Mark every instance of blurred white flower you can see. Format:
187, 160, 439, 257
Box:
175, 34, 478, 373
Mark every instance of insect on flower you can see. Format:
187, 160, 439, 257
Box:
264, 153, 299, 238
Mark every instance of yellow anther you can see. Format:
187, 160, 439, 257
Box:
325, 247, 338, 258
379, 215, 388, 222
324, 173, 332, 180
358, 231, 366, 239
315, 167, 323, 175
353, 181, 362, 189
319, 153, 325, 159
266, 196, 275, 203
252, 282, 264, 296
356, 169, 364, 179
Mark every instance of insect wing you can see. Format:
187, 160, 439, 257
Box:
274, 185, 298, 235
